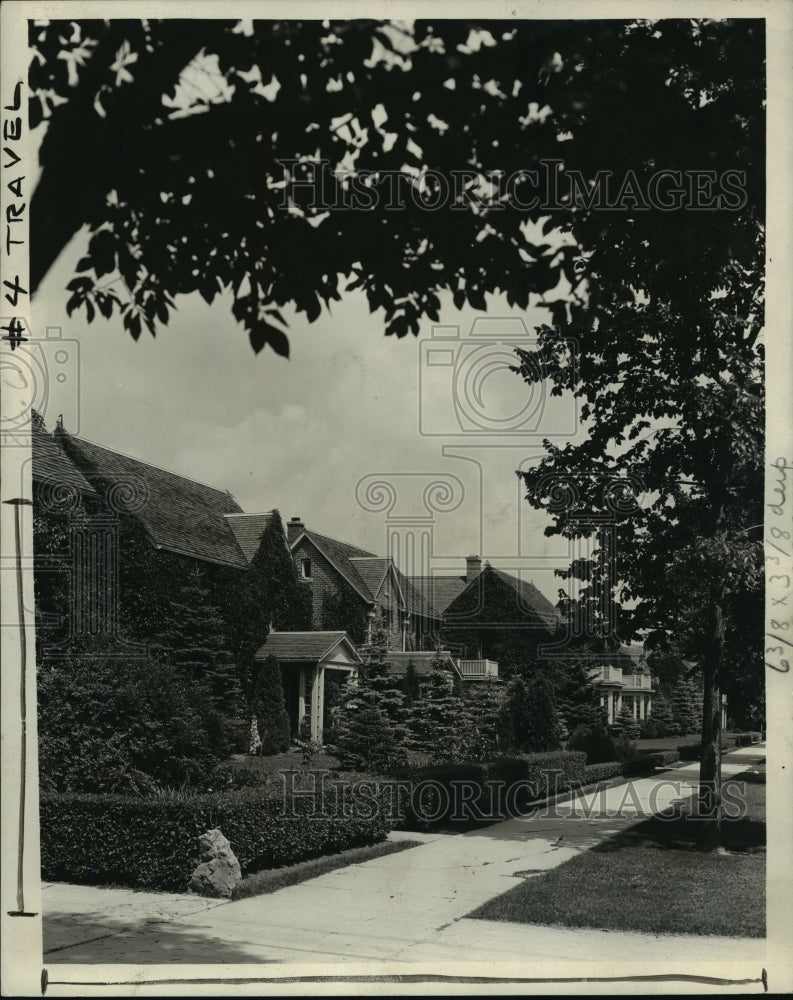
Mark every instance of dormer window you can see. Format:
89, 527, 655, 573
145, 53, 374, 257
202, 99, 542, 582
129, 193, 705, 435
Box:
301, 558, 312, 579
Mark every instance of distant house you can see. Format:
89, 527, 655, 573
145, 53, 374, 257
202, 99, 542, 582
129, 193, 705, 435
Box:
286, 517, 441, 652
589, 642, 655, 723
408, 559, 561, 678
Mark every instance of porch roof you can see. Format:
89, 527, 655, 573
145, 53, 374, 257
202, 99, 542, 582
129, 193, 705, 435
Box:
255, 631, 361, 664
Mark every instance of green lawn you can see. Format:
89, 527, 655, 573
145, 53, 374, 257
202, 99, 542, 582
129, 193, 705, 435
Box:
220, 747, 342, 780
470, 782, 765, 938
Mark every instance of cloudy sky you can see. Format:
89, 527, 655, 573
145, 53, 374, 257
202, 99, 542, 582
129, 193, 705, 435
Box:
33, 221, 583, 605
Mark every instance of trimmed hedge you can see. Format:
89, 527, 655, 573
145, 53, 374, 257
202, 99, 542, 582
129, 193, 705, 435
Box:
396, 751, 587, 830
732, 732, 762, 747
40, 771, 392, 892
623, 750, 680, 776
583, 761, 625, 783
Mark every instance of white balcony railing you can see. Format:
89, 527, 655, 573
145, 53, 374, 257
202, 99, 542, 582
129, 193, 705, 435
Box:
593, 665, 624, 685
458, 659, 499, 678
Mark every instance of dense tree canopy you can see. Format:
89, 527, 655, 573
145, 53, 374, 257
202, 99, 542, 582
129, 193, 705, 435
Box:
31, 18, 762, 354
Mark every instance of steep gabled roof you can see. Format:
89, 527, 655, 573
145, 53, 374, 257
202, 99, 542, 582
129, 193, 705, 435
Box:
407, 574, 470, 616
255, 631, 361, 663
294, 530, 442, 620
488, 568, 561, 630
393, 567, 442, 619
32, 426, 97, 499
224, 512, 274, 562
444, 565, 561, 631
58, 433, 248, 568
348, 557, 391, 600
295, 529, 379, 602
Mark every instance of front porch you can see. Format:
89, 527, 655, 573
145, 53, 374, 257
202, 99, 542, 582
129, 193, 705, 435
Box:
255, 631, 361, 743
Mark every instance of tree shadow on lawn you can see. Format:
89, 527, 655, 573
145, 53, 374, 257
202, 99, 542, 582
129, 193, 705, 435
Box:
610, 780, 766, 854
44, 911, 281, 964
468, 782, 766, 938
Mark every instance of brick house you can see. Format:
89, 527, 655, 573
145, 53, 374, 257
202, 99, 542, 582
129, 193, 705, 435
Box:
286, 517, 441, 652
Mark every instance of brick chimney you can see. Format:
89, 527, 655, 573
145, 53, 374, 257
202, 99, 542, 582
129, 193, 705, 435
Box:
287, 516, 305, 545
465, 555, 482, 582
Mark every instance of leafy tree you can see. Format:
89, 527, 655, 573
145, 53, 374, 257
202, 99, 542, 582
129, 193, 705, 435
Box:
567, 722, 615, 765
37, 645, 219, 794
30, 20, 760, 357
510, 20, 764, 848
247, 654, 291, 754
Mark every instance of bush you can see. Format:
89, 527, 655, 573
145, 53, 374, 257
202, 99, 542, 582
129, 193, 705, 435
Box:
613, 733, 638, 761
623, 750, 679, 776
639, 718, 660, 739
37, 653, 220, 795
249, 655, 291, 755
583, 761, 625, 783
40, 772, 392, 892
396, 751, 588, 830
567, 723, 616, 764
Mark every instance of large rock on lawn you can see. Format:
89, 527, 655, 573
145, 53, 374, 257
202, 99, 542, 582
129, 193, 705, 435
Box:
188, 828, 242, 898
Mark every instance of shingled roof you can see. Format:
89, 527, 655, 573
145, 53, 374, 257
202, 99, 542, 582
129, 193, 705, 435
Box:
444, 564, 561, 631
32, 425, 97, 499
224, 512, 274, 562
58, 433, 249, 567
255, 631, 361, 663
406, 574, 469, 616
348, 557, 391, 599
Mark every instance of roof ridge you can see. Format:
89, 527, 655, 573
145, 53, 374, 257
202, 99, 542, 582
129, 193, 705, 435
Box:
305, 528, 378, 559
225, 510, 275, 518
63, 432, 241, 502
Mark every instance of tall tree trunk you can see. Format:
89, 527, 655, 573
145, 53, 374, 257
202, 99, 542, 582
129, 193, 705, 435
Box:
696, 596, 724, 850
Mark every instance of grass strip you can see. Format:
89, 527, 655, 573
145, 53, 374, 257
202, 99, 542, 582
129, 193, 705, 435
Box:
232, 838, 420, 900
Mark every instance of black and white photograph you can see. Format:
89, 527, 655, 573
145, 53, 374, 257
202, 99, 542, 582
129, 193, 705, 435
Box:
1, 1, 791, 994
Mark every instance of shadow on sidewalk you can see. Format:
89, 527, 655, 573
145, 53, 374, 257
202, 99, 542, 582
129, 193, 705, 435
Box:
44, 912, 279, 965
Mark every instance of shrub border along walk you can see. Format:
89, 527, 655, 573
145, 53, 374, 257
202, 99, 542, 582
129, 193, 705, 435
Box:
396, 751, 588, 830
40, 773, 392, 892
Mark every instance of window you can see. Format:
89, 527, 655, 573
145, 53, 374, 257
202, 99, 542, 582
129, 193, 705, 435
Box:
301, 558, 312, 579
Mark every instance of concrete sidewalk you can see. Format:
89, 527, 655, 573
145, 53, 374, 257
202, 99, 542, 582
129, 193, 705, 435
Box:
42, 746, 766, 968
